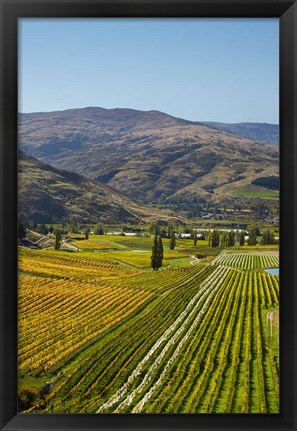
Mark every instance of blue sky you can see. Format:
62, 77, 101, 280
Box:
18, 18, 279, 123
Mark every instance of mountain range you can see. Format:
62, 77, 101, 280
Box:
201, 122, 279, 145
19, 107, 279, 206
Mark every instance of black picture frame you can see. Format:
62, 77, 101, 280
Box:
1, 1, 296, 430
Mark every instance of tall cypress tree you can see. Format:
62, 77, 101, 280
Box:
208, 231, 212, 247
193, 229, 198, 246
220, 232, 227, 247
240, 231, 245, 246
151, 235, 158, 270
84, 228, 90, 240
211, 229, 220, 248
167, 222, 175, 238
151, 235, 163, 270
228, 230, 235, 246
170, 231, 176, 250
261, 230, 276, 245
158, 236, 164, 261
54, 228, 62, 250
248, 228, 257, 246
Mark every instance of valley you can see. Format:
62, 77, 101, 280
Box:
17, 107, 280, 414
18, 235, 279, 413
19, 107, 279, 214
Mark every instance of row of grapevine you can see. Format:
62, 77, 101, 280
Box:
35, 267, 279, 414
19, 275, 153, 372
31, 265, 215, 412
118, 271, 279, 413
138, 269, 242, 413
212, 253, 279, 270
19, 248, 137, 282
97, 266, 233, 413
18, 250, 209, 373
19, 248, 279, 414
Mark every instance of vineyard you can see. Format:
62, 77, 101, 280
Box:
212, 252, 279, 269
18, 240, 279, 414
72, 235, 168, 251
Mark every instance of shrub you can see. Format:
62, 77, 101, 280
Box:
18, 386, 39, 411
196, 253, 206, 259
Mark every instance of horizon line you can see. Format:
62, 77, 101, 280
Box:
18, 106, 280, 126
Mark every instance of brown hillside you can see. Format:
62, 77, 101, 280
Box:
18, 150, 187, 224
19, 107, 279, 206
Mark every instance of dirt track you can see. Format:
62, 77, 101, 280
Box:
266, 309, 279, 337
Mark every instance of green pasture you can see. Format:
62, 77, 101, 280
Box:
232, 184, 279, 199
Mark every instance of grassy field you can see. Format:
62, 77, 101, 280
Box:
71, 234, 158, 251
18, 236, 279, 413
232, 184, 279, 199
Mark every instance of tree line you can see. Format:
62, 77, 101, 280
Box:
207, 228, 277, 247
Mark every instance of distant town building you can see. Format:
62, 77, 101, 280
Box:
179, 233, 191, 239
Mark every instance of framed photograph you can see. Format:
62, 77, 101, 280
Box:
1, 1, 296, 430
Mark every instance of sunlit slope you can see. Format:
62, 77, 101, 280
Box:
19, 107, 279, 206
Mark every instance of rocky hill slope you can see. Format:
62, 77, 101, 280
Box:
19, 107, 279, 206
18, 150, 186, 224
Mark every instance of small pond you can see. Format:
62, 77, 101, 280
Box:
265, 268, 279, 275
